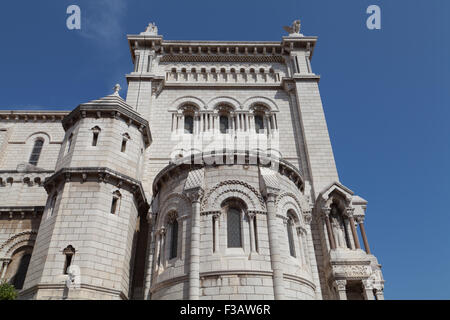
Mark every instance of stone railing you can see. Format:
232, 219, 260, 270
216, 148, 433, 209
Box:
166, 71, 280, 84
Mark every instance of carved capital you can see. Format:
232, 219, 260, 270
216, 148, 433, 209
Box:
296, 226, 307, 236
303, 210, 312, 225
184, 188, 204, 203
345, 207, 355, 218
362, 278, 374, 290
322, 207, 331, 218
158, 227, 166, 236
355, 216, 365, 224
247, 210, 257, 219
334, 280, 347, 291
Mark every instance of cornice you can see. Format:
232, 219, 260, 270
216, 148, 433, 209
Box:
44, 167, 149, 214
127, 34, 318, 62
0, 111, 68, 122
62, 99, 152, 147
152, 151, 304, 195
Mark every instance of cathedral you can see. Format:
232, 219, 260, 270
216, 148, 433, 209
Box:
0, 21, 384, 300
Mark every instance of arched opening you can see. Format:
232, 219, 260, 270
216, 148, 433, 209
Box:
219, 115, 229, 134
184, 114, 194, 134
254, 114, 264, 133
66, 133, 73, 154
222, 198, 247, 249
28, 139, 44, 166
121, 133, 130, 153
91, 126, 101, 146
48, 192, 58, 218
110, 190, 121, 215
227, 207, 242, 248
7, 246, 33, 290
286, 212, 296, 257
169, 218, 178, 259
63, 245, 75, 274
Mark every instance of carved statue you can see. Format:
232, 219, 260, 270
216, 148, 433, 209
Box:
113, 84, 121, 96
330, 205, 347, 248
142, 22, 158, 36
283, 20, 302, 35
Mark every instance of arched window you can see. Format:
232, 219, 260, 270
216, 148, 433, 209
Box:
48, 193, 57, 218
66, 133, 73, 155
110, 190, 121, 214
184, 115, 194, 134
254, 114, 264, 133
29, 139, 43, 166
63, 245, 75, 274
91, 126, 101, 146
227, 207, 242, 248
169, 219, 178, 259
121, 133, 130, 153
220, 115, 229, 134
287, 215, 296, 257
9, 249, 32, 290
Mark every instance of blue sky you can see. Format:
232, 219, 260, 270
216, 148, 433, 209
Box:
1, 0, 449, 299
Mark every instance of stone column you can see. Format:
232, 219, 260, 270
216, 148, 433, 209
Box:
348, 214, 361, 250
186, 189, 203, 300
296, 227, 306, 266
212, 212, 220, 253
362, 279, 375, 300
159, 227, 166, 269
266, 192, 285, 300
0, 260, 11, 280
143, 213, 155, 300
357, 217, 371, 254
323, 209, 336, 250
334, 280, 347, 300
248, 211, 256, 253
374, 288, 385, 300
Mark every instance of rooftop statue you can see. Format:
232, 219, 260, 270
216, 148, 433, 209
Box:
141, 22, 158, 36
283, 20, 303, 36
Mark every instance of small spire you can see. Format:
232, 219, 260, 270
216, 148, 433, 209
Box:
113, 84, 121, 96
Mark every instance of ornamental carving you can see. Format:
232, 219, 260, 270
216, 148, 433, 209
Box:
332, 265, 372, 278
201, 180, 265, 211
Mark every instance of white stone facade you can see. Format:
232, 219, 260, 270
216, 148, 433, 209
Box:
0, 22, 384, 300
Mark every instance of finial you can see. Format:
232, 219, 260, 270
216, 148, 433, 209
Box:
141, 22, 158, 36
283, 20, 303, 36
113, 84, 121, 96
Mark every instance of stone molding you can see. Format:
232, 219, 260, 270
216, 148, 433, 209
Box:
43, 167, 149, 213
61, 96, 152, 147
19, 283, 128, 300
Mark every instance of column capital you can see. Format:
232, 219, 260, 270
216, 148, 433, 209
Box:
158, 227, 166, 236
296, 226, 307, 236
184, 187, 204, 203
247, 210, 257, 219
362, 278, 374, 290
344, 207, 355, 218
334, 279, 347, 291
303, 210, 312, 225
355, 215, 365, 224
265, 190, 280, 202
321, 207, 331, 217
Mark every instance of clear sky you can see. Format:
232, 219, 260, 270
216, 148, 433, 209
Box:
0, 0, 449, 299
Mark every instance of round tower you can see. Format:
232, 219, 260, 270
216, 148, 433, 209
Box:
146, 151, 319, 300
20, 86, 151, 300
